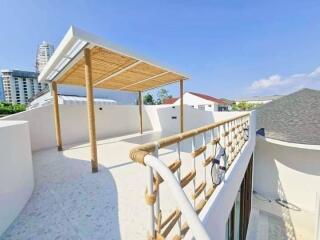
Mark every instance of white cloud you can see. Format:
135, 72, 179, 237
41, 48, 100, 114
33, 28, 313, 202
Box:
309, 66, 320, 78
250, 74, 287, 90
249, 66, 320, 94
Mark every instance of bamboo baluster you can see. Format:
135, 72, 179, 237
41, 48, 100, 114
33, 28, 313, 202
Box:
180, 80, 184, 133
228, 121, 232, 165
191, 136, 196, 208
238, 118, 242, 152
202, 132, 207, 198
153, 145, 161, 232
233, 120, 237, 161
235, 119, 238, 154
176, 141, 182, 234
228, 120, 233, 164
232, 121, 235, 161
222, 123, 227, 170
147, 165, 155, 238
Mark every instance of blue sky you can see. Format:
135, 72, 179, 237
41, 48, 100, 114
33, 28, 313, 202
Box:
0, 0, 320, 99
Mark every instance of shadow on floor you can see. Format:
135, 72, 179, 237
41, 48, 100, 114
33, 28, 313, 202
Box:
122, 131, 207, 152
122, 131, 170, 145
1, 152, 120, 240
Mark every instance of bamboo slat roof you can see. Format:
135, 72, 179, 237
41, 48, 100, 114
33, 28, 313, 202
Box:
38, 26, 188, 92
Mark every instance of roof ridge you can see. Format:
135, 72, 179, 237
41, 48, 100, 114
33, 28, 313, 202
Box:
187, 91, 226, 104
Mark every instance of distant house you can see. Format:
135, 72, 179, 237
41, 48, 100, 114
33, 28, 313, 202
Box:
235, 95, 282, 105
165, 91, 230, 111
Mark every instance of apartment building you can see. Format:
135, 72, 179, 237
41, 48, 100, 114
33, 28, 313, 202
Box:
0, 70, 47, 104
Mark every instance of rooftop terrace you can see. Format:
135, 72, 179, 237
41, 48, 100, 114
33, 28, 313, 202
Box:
0, 107, 255, 239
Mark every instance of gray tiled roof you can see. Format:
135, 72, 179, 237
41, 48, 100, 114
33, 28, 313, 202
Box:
256, 88, 320, 145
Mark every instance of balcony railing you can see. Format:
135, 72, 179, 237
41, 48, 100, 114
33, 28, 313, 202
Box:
130, 113, 250, 239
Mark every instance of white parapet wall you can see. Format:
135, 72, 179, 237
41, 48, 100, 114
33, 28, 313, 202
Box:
2, 104, 153, 152
1, 104, 217, 152
0, 121, 34, 236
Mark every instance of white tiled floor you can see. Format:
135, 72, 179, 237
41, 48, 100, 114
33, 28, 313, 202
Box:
247, 194, 315, 240
247, 208, 291, 240
1, 130, 215, 240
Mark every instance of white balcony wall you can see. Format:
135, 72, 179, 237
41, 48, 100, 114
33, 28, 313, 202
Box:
194, 111, 256, 240
253, 137, 320, 238
0, 121, 34, 236
254, 137, 320, 212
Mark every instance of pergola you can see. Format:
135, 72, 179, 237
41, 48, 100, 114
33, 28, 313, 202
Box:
39, 26, 188, 173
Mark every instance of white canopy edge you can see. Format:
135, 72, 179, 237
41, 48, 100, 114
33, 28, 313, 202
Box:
38, 26, 189, 86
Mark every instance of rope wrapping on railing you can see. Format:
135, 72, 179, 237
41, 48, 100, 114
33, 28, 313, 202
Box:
129, 113, 250, 239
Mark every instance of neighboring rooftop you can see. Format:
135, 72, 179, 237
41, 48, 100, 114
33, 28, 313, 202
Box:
163, 97, 178, 104
235, 95, 282, 102
188, 92, 226, 104
164, 92, 227, 105
220, 98, 235, 105
1, 69, 38, 78
256, 88, 320, 145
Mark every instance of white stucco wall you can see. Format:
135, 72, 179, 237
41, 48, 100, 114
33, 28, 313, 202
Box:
2, 104, 153, 152
212, 111, 248, 122
254, 137, 320, 212
0, 121, 34, 236
150, 105, 215, 133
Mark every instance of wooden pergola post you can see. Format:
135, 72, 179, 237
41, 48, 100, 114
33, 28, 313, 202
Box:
84, 48, 98, 173
138, 91, 143, 134
52, 81, 63, 151
180, 79, 184, 133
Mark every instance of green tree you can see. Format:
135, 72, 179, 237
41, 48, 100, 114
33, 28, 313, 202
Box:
232, 101, 261, 111
143, 93, 155, 105
156, 88, 172, 104
0, 102, 26, 115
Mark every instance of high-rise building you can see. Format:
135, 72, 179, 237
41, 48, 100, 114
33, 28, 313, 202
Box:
0, 70, 48, 104
35, 41, 54, 73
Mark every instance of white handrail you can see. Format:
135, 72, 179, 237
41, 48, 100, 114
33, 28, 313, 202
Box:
144, 155, 210, 240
